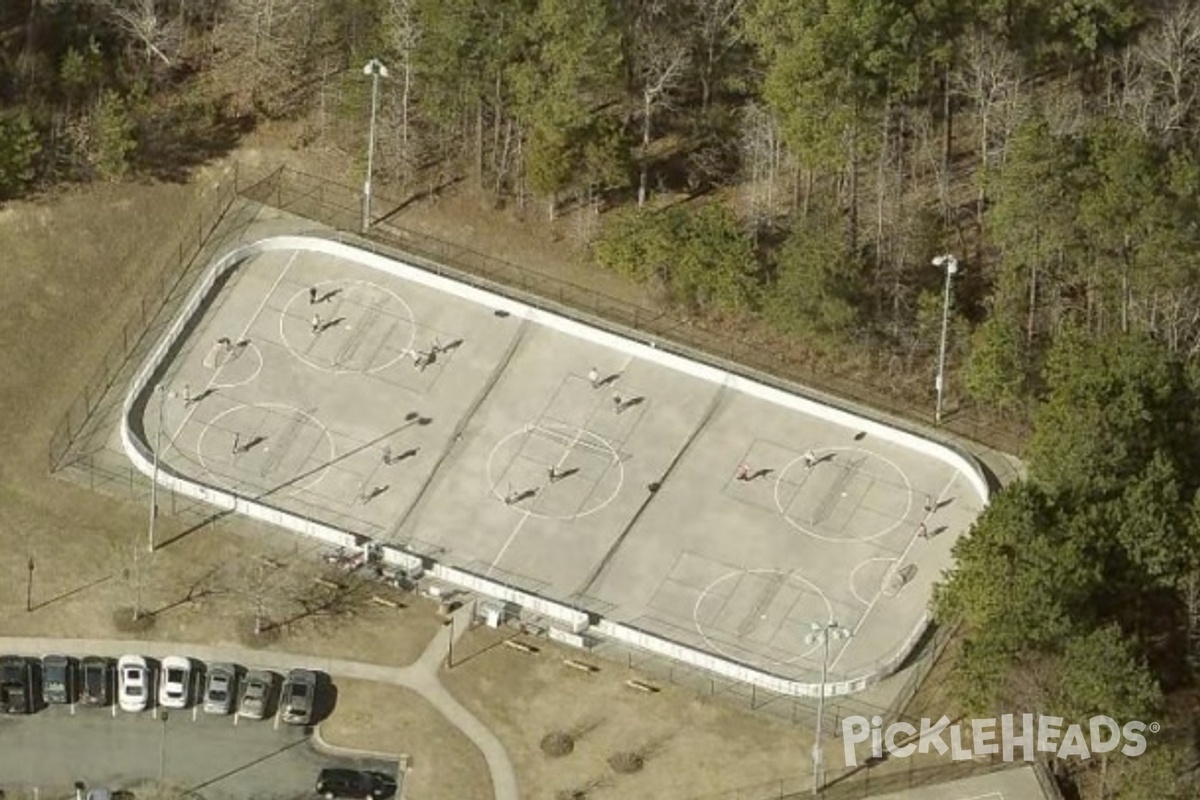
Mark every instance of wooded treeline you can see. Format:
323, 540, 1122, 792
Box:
5, 1, 1200, 796
935, 329, 1200, 798
5, 1, 1200, 416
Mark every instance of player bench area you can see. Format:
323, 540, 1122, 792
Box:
127, 235, 987, 687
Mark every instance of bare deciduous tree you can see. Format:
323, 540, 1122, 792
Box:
1134, 0, 1200, 140
738, 102, 783, 234
630, 3, 689, 207
220, 552, 379, 641
101, 0, 178, 66
955, 29, 1022, 227
690, 0, 743, 111
384, 0, 420, 184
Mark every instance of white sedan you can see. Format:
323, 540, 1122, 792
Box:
158, 656, 191, 709
117, 655, 149, 713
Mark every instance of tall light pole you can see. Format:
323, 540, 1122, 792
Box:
148, 384, 167, 553
807, 620, 852, 797
362, 58, 390, 233
931, 254, 960, 425
158, 710, 169, 780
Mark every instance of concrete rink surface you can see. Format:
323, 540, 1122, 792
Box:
132, 241, 986, 685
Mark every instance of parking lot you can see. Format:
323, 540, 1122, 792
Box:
0, 654, 401, 799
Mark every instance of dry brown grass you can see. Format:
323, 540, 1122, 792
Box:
319, 678, 494, 800
440, 625, 818, 800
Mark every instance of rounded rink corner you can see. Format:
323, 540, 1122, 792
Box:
118, 233, 990, 701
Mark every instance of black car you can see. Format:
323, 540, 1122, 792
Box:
314, 768, 395, 799
42, 655, 75, 704
0, 655, 34, 714
80, 656, 112, 706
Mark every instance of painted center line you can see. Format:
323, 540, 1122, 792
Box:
167, 251, 299, 447
487, 512, 532, 577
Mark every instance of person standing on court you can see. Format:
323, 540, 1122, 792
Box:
588, 367, 600, 388
309, 286, 318, 305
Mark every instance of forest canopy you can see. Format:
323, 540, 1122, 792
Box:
4, 0, 1199, 435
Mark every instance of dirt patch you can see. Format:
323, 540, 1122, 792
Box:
540, 731, 575, 758
319, 678, 494, 800
606, 751, 644, 775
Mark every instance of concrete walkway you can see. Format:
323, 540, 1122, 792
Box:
0, 604, 520, 800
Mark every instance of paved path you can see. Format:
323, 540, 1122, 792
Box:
0, 603, 520, 800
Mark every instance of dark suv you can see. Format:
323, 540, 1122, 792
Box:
42, 655, 75, 704
80, 656, 112, 706
314, 768, 395, 799
0, 655, 34, 714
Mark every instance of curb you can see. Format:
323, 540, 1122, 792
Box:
311, 723, 406, 764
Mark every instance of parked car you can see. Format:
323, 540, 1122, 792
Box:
314, 768, 395, 799
158, 656, 191, 709
279, 668, 317, 725
203, 662, 236, 715
117, 655, 149, 713
0, 655, 33, 714
42, 655, 75, 705
80, 657, 112, 706
237, 669, 274, 720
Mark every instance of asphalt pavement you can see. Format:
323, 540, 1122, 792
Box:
0, 701, 398, 799
0, 601, 517, 800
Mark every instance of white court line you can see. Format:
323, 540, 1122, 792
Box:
616, 354, 634, 378
551, 425, 586, 471
692, 568, 832, 667
848, 557, 898, 606
168, 251, 299, 447
487, 511, 532, 577
829, 470, 959, 672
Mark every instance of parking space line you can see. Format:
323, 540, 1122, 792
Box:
192, 706, 199, 722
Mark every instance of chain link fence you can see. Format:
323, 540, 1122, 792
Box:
685, 752, 1061, 800
47, 165, 253, 474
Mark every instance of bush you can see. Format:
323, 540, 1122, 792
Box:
593, 204, 756, 313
